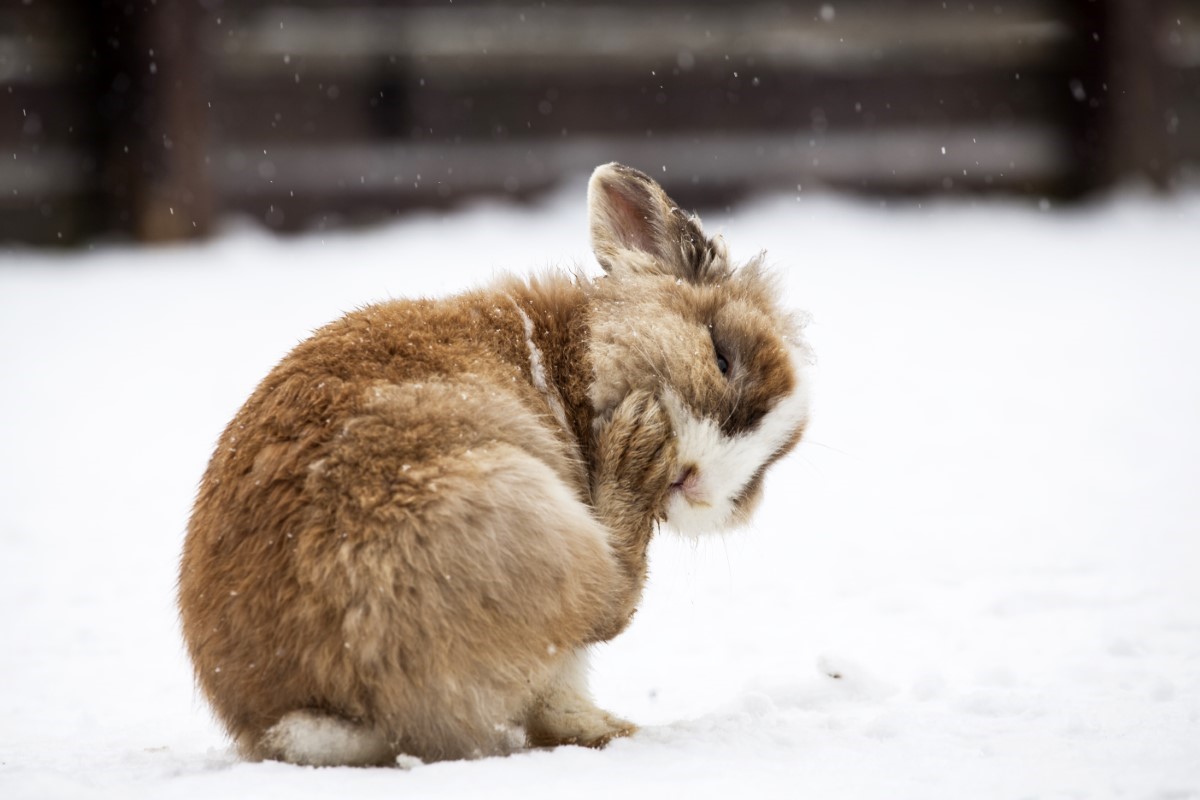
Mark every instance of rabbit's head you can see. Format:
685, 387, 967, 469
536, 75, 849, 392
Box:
586, 164, 811, 535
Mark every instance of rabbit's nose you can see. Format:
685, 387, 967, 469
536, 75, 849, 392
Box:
670, 464, 709, 507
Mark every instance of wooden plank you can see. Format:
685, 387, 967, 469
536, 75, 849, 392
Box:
0, 2, 80, 84
0, 83, 93, 146
212, 124, 1071, 231
211, 3, 1071, 78
208, 64, 1074, 143
1162, 5, 1200, 69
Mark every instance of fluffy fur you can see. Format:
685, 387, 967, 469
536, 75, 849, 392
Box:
178, 163, 810, 767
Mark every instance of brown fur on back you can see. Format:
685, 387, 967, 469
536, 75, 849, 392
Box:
180, 277, 628, 758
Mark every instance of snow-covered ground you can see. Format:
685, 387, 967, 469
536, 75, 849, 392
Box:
2, 182, 1198, 799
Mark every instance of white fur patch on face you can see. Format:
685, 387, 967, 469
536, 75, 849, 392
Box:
662, 349, 810, 535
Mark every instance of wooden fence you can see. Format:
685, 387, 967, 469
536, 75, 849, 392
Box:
2, 0, 1197, 245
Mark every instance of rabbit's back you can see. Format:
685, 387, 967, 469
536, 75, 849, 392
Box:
179, 281, 616, 762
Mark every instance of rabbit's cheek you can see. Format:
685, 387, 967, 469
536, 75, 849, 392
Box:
659, 368, 809, 535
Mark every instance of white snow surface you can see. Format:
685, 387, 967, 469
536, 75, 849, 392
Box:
2, 184, 1198, 799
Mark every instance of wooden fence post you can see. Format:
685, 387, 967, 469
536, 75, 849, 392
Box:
1102, 0, 1172, 187
92, 0, 213, 241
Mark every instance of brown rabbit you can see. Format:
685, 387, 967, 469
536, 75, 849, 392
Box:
178, 163, 810, 767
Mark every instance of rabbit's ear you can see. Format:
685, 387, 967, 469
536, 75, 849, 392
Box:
588, 163, 729, 283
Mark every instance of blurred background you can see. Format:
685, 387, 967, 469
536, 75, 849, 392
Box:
1, 0, 1197, 246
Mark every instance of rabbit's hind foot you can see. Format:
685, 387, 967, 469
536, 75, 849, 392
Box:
251, 710, 393, 767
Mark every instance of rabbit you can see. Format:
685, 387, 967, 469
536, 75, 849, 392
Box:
178, 163, 811, 767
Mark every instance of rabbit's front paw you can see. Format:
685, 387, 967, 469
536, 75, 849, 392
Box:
594, 390, 677, 528
526, 705, 637, 749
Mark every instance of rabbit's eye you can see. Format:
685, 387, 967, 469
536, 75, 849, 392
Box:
709, 327, 729, 376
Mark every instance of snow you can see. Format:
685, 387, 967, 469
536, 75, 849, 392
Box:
2, 182, 1199, 799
